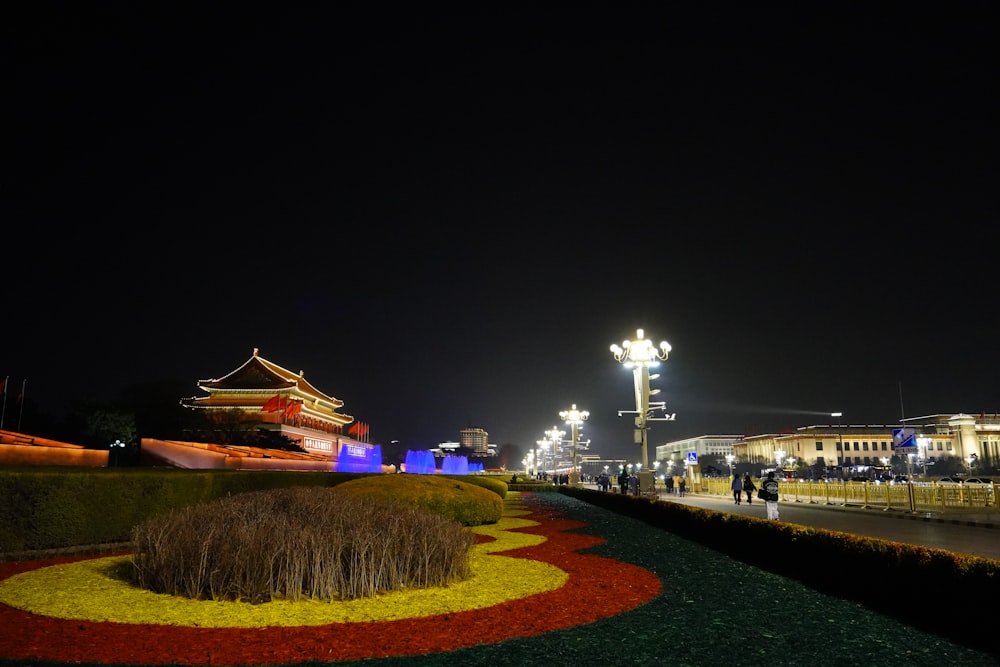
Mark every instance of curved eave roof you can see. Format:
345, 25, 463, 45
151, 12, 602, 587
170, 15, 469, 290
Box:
196, 350, 345, 408
179, 394, 353, 424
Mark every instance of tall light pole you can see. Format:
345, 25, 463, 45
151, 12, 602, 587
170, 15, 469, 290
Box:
611, 328, 672, 469
545, 426, 564, 478
559, 404, 589, 485
917, 436, 931, 479
536, 439, 548, 478
831, 412, 843, 475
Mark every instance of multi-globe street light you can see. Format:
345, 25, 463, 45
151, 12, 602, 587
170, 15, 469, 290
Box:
536, 439, 549, 478
610, 328, 672, 469
559, 404, 589, 485
545, 426, 564, 477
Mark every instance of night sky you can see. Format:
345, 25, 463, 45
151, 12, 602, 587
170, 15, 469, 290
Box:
4, 4, 997, 461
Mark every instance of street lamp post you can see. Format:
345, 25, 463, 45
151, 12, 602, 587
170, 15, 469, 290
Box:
725, 453, 735, 477
559, 404, 589, 485
545, 426, 564, 479
611, 328, 672, 469
536, 439, 550, 479
917, 437, 931, 480
775, 449, 786, 472
831, 412, 843, 475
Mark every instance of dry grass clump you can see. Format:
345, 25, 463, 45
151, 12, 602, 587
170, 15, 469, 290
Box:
129, 486, 474, 603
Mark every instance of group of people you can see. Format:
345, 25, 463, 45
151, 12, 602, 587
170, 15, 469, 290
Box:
592, 470, 692, 497
731, 471, 781, 520
594, 469, 780, 520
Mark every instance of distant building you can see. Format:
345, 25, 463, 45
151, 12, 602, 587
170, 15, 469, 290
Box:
460, 427, 494, 456
579, 457, 628, 479
432, 428, 497, 458
654, 435, 742, 465
655, 413, 999, 478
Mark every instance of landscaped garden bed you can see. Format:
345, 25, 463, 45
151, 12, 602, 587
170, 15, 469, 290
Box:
1, 491, 996, 666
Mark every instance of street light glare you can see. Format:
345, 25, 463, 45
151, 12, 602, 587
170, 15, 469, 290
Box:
610, 327, 673, 471
559, 404, 588, 485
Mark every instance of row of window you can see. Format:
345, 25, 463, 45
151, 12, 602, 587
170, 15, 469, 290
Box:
840, 456, 892, 465
827, 441, 955, 453
827, 441, 953, 452
832, 440, 891, 452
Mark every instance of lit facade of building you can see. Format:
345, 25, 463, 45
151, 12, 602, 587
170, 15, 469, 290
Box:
715, 413, 997, 475
654, 435, 742, 464
179, 348, 365, 458
459, 427, 493, 456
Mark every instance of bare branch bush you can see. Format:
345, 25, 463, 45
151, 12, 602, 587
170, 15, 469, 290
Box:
130, 486, 473, 602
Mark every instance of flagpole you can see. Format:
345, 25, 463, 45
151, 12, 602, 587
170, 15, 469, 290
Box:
0, 376, 8, 430
17, 379, 26, 432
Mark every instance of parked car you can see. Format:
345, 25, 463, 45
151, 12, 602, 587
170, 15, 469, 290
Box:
936, 477, 963, 486
963, 478, 995, 502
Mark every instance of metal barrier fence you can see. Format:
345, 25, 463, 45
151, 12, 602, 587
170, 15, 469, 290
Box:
701, 478, 999, 514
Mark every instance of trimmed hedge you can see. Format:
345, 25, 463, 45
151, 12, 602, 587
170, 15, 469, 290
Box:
0, 470, 507, 554
336, 475, 503, 525
559, 485, 1000, 645
0, 469, 374, 553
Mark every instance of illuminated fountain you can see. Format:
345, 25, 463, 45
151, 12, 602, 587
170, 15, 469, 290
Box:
441, 455, 469, 475
404, 450, 437, 474
337, 443, 383, 473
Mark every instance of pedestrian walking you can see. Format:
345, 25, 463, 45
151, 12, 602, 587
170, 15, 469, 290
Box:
731, 473, 743, 504
762, 471, 780, 520
742, 474, 756, 504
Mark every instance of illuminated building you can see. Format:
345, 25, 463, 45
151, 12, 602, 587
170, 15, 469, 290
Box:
179, 348, 363, 457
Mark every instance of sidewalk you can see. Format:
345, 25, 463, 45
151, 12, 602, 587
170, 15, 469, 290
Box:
677, 488, 1000, 528
652, 488, 1000, 560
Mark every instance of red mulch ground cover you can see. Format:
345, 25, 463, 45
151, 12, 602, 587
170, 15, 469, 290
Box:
0, 493, 661, 665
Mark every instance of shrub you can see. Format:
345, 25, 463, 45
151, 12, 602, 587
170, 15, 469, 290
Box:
442, 474, 508, 499
558, 485, 1000, 642
130, 486, 474, 603
335, 474, 503, 526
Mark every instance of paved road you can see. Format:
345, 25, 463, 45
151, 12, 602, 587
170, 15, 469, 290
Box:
648, 490, 1000, 560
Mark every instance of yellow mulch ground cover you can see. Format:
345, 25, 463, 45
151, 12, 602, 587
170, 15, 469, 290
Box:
0, 504, 561, 626
0, 492, 661, 665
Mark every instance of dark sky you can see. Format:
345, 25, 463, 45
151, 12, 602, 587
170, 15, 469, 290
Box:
4, 3, 997, 460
